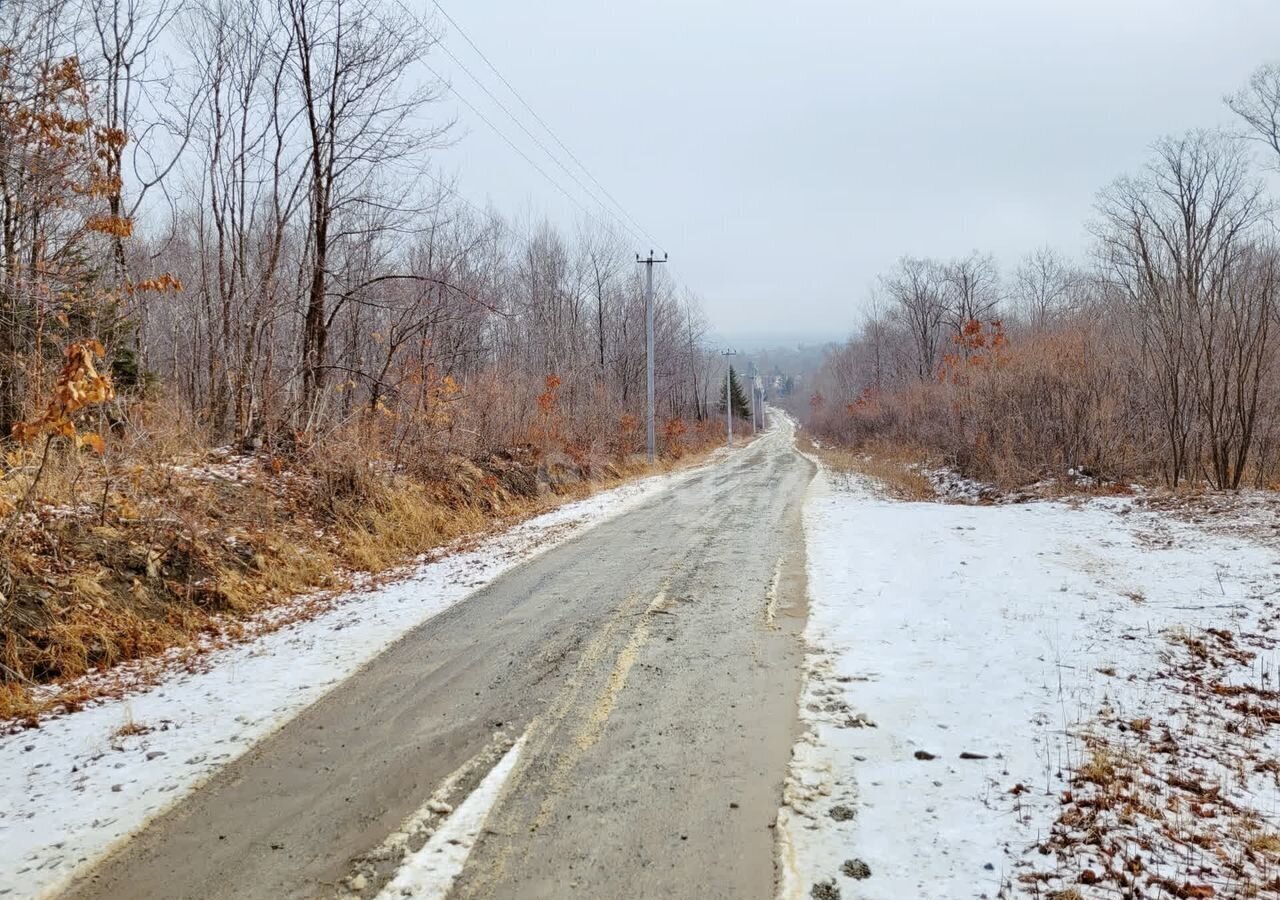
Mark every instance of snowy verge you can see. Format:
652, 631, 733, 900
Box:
0, 458, 716, 899
780, 469, 1280, 899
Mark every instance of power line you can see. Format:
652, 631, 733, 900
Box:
423, 62, 640, 248
420, 169, 530, 240
394, 0, 693, 293
428, 34, 652, 250
387, 0, 649, 250
430, 0, 663, 251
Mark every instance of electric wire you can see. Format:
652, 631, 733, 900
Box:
430, 0, 663, 251
423, 62, 640, 248
393, 0, 686, 289
429, 37, 651, 249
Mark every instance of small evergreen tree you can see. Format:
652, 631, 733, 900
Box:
718, 366, 751, 419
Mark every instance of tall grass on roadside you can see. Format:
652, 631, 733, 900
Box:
0, 395, 725, 722
796, 431, 935, 500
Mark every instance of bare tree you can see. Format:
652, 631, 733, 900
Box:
883, 256, 946, 381
941, 251, 1001, 335
1228, 63, 1280, 168
858, 290, 892, 392
1097, 130, 1266, 487
1015, 246, 1079, 331
283, 0, 449, 422
181, 0, 308, 437
1192, 243, 1278, 488
86, 0, 186, 285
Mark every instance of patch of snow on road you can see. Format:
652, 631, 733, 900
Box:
0, 463, 706, 900
375, 734, 525, 900
780, 470, 1280, 899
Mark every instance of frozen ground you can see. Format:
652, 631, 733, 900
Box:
780, 470, 1280, 900
0, 460, 715, 900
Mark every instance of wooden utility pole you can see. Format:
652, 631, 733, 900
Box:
721, 349, 738, 446
637, 251, 667, 463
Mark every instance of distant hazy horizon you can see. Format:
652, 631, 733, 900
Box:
431, 0, 1280, 342
706, 330, 836, 353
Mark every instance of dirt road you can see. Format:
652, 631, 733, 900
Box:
62, 419, 814, 900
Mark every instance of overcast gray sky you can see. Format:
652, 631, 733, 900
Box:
427, 0, 1280, 345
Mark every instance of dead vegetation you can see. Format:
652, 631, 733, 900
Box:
800, 75, 1280, 496
0, 404, 723, 724
796, 431, 935, 500
796, 425, 1143, 505
1020, 606, 1280, 898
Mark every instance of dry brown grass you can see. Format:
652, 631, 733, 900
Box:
1245, 827, 1280, 855
111, 717, 151, 739
0, 414, 723, 723
1076, 747, 1119, 787
798, 432, 935, 500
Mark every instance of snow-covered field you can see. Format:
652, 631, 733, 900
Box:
780, 470, 1280, 899
0, 462, 711, 900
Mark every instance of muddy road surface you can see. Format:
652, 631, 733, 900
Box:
62, 419, 814, 900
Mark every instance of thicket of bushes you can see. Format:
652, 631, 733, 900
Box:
806, 66, 1280, 491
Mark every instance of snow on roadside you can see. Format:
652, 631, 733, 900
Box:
0, 460, 712, 900
919, 464, 1000, 503
780, 471, 1280, 899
